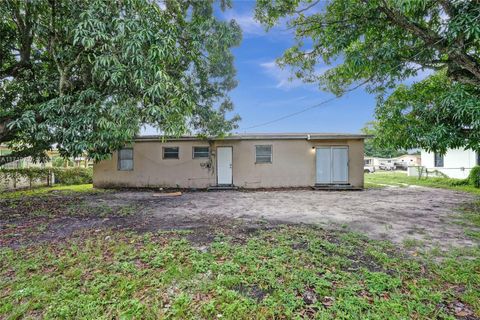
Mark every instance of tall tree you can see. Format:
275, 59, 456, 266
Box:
361, 122, 405, 158
0, 0, 241, 164
375, 71, 480, 153
255, 0, 480, 151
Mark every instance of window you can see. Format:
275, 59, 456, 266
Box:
434, 152, 444, 167
255, 145, 272, 163
193, 146, 209, 159
163, 147, 179, 159
477, 151, 480, 166
118, 148, 133, 171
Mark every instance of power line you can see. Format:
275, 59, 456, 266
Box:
239, 38, 446, 131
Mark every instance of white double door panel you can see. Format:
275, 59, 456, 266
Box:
316, 147, 348, 184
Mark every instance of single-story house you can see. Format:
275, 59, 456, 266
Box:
93, 133, 368, 189
396, 154, 421, 166
421, 148, 479, 179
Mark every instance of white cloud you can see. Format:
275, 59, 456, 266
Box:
259, 61, 305, 89
223, 10, 265, 36
222, 9, 293, 39
260, 60, 329, 90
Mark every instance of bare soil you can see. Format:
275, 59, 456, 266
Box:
1, 186, 478, 249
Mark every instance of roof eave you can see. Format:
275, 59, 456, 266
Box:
134, 134, 370, 142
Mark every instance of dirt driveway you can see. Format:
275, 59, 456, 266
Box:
1, 186, 478, 249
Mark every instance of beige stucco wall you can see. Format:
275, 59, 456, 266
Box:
93, 138, 365, 188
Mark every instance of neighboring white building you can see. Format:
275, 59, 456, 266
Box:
421, 149, 479, 179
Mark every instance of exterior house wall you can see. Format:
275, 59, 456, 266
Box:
93, 138, 365, 188
421, 149, 478, 179
396, 154, 421, 166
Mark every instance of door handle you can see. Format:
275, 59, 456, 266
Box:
229, 164, 232, 168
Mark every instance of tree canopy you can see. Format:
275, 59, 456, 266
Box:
375, 71, 480, 153
361, 122, 405, 158
0, 0, 241, 164
255, 0, 480, 151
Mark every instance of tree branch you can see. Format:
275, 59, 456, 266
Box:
295, 0, 321, 14
0, 148, 48, 166
374, 0, 480, 83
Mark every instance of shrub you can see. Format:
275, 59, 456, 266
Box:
0, 167, 92, 189
468, 166, 480, 188
53, 167, 92, 185
446, 178, 470, 186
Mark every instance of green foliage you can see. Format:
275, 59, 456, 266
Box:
0, 227, 479, 318
0, 0, 242, 163
51, 157, 74, 168
361, 122, 405, 158
54, 167, 93, 185
468, 166, 480, 188
0, 184, 97, 200
0, 167, 92, 189
375, 72, 480, 153
255, 0, 480, 151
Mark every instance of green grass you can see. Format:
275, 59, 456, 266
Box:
1, 177, 478, 318
365, 172, 480, 195
1, 227, 479, 319
0, 184, 104, 200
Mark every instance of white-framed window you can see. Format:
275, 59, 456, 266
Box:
193, 146, 209, 159
118, 148, 133, 171
163, 147, 179, 159
255, 145, 272, 163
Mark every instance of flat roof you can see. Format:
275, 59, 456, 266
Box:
135, 133, 370, 142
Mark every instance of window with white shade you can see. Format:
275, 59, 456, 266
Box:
193, 146, 209, 159
255, 145, 272, 163
118, 148, 133, 171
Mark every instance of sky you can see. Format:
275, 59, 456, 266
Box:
224, 1, 381, 135
143, 1, 406, 136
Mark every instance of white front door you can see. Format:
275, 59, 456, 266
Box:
217, 147, 233, 185
316, 146, 349, 184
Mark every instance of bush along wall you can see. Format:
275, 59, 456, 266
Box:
53, 167, 93, 185
0, 167, 93, 190
468, 166, 480, 188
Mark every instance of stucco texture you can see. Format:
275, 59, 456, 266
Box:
93, 138, 365, 188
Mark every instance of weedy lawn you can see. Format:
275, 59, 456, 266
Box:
365, 172, 480, 195
1, 227, 479, 319
1, 182, 479, 319
0, 184, 101, 200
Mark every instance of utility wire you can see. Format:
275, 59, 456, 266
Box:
240, 38, 446, 131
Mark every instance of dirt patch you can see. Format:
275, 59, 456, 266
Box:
1, 187, 478, 249
110, 187, 478, 248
